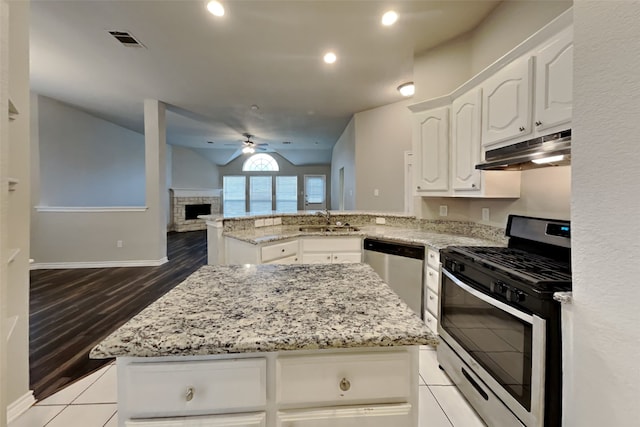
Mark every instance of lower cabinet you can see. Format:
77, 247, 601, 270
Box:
424, 248, 441, 334
125, 412, 266, 427
276, 404, 412, 427
118, 347, 419, 427
301, 237, 362, 264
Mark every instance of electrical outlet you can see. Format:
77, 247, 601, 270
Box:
117, 240, 123, 248
265, 218, 274, 226
375, 217, 386, 225
374, 188, 379, 196
482, 208, 490, 221
439, 205, 448, 217
273, 217, 282, 226
255, 219, 265, 227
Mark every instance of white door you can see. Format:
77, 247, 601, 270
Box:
534, 26, 573, 132
304, 175, 326, 211
481, 55, 533, 147
451, 88, 482, 192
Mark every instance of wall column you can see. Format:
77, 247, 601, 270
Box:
144, 99, 167, 262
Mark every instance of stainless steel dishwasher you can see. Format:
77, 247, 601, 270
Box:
363, 238, 425, 318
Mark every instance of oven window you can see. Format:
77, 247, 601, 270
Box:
441, 274, 532, 410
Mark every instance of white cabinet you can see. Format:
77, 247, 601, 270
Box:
276, 404, 412, 427
534, 25, 573, 132
424, 248, 441, 334
412, 106, 449, 193
451, 89, 482, 191
261, 240, 299, 264
125, 413, 266, 427
301, 237, 362, 264
481, 56, 534, 148
226, 238, 299, 265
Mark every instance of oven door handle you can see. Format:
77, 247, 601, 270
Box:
442, 269, 534, 324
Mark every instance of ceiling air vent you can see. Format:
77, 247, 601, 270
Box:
108, 31, 145, 48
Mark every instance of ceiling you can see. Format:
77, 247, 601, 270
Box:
29, 0, 500, 166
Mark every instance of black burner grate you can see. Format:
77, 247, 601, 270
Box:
451, 246, 572, 285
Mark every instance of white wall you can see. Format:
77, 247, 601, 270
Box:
218, 152, 331, 210
567, 2, 640, 424
330, 117, 356, 210
36, 95, 145, 206
353, 100, 413, 211
171, 145, 220, 189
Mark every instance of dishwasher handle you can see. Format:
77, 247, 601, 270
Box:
363, 238, 425, 260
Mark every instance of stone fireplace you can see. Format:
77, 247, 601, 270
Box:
170, 188, 221, 232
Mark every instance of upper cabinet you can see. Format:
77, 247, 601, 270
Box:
481, 56, 534, 147
451, 88, 482, 191
534, 25, 573, 132
412, 106, 449, 193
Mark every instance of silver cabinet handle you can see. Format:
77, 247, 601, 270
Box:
535, 121, 542, 126
429, 295, 435, 300
428, 272, 433, 277
281, 248, 285, 252
519, 126, 525, 132
186, 387, 194, 401
339, 378, 351, 391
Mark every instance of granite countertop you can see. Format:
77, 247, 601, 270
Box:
224, 224, 501, 250
90, 264, 437, 359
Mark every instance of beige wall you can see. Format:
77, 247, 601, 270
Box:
470, 0, 573, 75
330, 117, 356, 210
567, 2, 640, 424
353, 100, 413, 212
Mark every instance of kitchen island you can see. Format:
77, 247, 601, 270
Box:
91, 263, 436, 427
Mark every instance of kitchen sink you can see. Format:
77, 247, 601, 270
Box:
298, 225, 360, 233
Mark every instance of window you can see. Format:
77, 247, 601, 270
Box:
242, 153, 279, 172
249, 176, 272, 214
276, 176, 297, 212
222, 176, 246, 216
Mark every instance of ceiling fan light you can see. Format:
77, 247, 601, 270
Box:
206, 1, 225, 17
242, 146, 255, 154
398, 82, 415, 97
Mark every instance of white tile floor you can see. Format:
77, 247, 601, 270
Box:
11, 346, 485, 427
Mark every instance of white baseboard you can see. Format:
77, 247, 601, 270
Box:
7, 390, 35, 424
30, 257, 169, 270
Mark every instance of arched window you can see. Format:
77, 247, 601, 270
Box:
242, 153, 279, 172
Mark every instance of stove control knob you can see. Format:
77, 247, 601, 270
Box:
506, 288, 526, 303
490, 281, 507, 294
449, 261, 465, 273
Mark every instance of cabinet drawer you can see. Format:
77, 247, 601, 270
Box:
302, 237, 362, 252
277, 403, 412, 427
276, 352, 410, 407
261, 240, 298, 263
426, 265, 439, 293
427, 248, 440, 268
426, 288, 439, 316
424, 310, 438, 334
332, 252, 362, 263
125, 412, 266, 427
122, 358, 266, 418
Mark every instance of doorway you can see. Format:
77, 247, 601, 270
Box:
304, 174, 326, 210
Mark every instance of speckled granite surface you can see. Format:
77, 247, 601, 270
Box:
223, 224, 502, 250
90, 264, 437, 359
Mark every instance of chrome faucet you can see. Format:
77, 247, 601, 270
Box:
316, 209, 332, 225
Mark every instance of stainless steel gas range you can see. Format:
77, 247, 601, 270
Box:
438, 215, 571, 427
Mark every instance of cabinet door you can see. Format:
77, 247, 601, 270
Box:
277, 404, 412, 427
534, 26, 573, 132
451, 88, 482, 191
412, 106, 449, 192
125, 412, 266, 427
481, 56, 533, 147
265, 254, 299, 264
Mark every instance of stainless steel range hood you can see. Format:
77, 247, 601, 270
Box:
475, 129, 571, 171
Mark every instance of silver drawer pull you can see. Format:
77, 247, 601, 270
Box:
429, 295, 435, 300
339, 378, 351, 391
186, 387, 194, 402
429, 272, 433, 276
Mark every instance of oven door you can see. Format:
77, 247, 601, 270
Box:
438, 269, 546, 427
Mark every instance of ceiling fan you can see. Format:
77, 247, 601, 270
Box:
231, 133, 268, 154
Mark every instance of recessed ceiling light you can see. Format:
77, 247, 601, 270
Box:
397, 82, 415, 97
381, 11, 398, 26
323, 52, 337, 64
250, 104, 259, 111
206, 1, 225, 17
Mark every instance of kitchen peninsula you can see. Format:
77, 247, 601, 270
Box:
91, 263, 436, 427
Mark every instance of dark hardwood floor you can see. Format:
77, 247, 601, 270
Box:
29, 230, 207, 400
